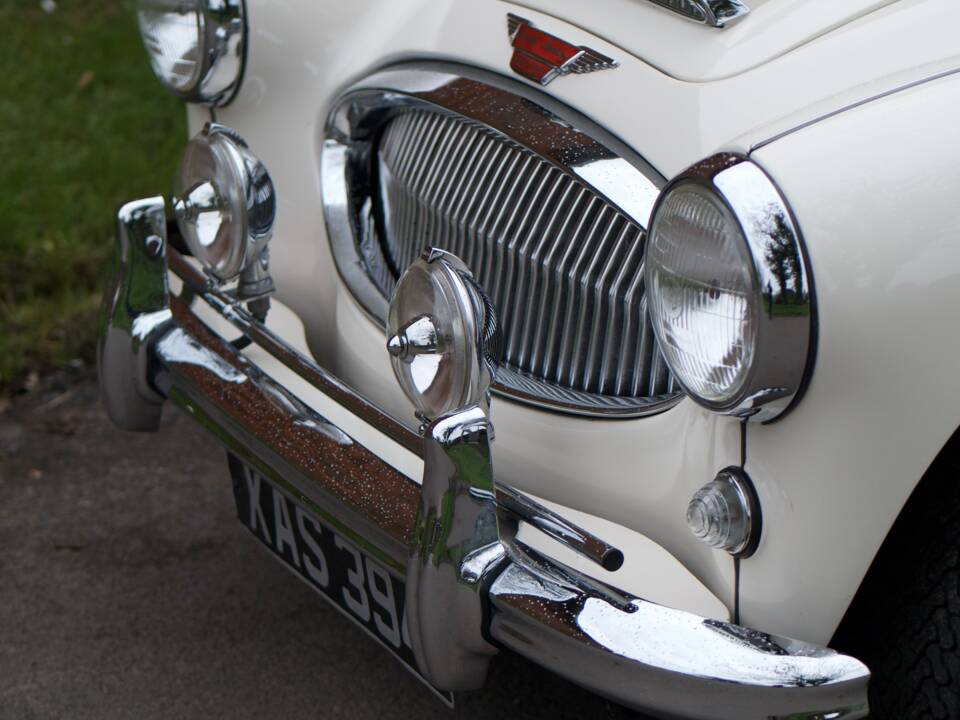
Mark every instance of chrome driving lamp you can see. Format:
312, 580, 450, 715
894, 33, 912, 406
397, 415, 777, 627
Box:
386, 249, 505, 689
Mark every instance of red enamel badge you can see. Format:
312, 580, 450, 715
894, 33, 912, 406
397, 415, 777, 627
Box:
507, 14, 618, 86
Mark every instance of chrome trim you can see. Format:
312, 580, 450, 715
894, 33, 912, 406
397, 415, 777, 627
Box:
321, 63, 679, 418
98, 197, 172, 432
645, 0, 750, 28
100, 201, 869, 719
169, 247, 626, 573
406, 404, 504, 690
496, 482, 623, 571
139, 0, 247, 106
489, 552, 867, 719
198, 0, 247, 106
647, 154, 815, 423
750, 65, 960, 153
168, 249, 422, 455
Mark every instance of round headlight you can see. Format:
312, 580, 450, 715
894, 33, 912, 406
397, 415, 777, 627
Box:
645, 154, 814, 422
136, 0, 246, 106
173, 123, 275, 283
386, 250, 499, 421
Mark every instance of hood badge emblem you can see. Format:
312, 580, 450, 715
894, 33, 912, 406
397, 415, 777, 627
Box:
507, 14, 618, 86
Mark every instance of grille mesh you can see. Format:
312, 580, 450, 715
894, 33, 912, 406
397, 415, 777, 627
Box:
375, 109, 676, 404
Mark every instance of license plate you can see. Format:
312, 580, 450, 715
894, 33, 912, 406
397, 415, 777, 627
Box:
227, 454, 452, 704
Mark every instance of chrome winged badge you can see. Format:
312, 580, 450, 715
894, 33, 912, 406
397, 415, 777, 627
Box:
507, 14, 618, 86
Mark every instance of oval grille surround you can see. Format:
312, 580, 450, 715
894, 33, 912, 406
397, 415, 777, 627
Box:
374, 109, 678, 404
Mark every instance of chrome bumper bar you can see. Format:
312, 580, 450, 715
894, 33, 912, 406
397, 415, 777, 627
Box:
99, 197, 870, 720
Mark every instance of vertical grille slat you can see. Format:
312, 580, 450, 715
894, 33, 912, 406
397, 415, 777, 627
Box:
527, 186, 592, 375
374, 109, 678, 410
506, 171, 566, 365
585, 222, 635, 393
598, 228, 645, 395
515, 179, 578, 371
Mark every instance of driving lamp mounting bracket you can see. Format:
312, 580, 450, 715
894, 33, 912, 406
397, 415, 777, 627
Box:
387, 249, 626, 690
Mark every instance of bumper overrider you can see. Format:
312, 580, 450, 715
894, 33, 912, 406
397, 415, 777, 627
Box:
99, 196, 870, 720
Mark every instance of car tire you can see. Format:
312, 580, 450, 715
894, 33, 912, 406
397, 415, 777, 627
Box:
834, 448, 960, 719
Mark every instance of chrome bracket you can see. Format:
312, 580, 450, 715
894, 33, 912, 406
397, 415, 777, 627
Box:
390, 251, 507, 689
97, 197, 173, 431
646, 0, 750, 28
392, 250, 626, 691
405, 405, 505, 690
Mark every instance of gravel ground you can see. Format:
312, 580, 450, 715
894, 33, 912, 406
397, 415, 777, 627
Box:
0, 378, 638, 720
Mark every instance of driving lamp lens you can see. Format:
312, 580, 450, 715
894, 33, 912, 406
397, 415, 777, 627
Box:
173, 129, 249, 280
137, 0, 204, 93
387, 253, 490, 420
646, 183, 758, 405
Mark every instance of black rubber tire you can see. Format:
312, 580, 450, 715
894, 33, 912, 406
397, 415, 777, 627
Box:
834, 451, 960, 719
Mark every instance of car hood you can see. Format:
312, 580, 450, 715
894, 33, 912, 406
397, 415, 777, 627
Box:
512, 0, 903, 81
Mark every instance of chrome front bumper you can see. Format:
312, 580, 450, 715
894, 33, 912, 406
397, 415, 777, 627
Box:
99, 197, 870, 720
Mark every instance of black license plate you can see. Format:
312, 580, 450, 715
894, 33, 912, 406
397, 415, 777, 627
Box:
227, 454, 451, 704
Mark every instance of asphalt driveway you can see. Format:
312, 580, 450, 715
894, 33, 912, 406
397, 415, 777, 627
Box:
0, 378, 638, 720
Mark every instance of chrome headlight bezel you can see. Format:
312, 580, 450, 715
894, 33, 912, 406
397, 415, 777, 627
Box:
645, 153, 815, 423
136, 0, 247, 107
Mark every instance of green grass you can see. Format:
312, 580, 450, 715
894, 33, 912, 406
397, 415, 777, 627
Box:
0, 0, 185, 393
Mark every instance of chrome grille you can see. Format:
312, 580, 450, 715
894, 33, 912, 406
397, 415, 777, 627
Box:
374, 109, 677, 406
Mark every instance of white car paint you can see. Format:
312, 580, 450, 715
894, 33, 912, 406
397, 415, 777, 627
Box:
185, 0, 960, 644
515, 0, 902, 81
745, 71, 960, 641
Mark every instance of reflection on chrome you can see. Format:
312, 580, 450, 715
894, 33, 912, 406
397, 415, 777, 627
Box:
136, 0, 246, 106
322, 63, 681, 418
137, 1, 203, 91
131, 308, 173, 342
645, 0, 750, 28
489, 548, 868, 718
253, 372, 354, 446
576, 599, 866, 687
155, 328, 246, 384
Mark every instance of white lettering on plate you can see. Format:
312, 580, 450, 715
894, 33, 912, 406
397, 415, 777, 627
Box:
335, 534, 371, 622
295, 506, 329, 588
273, 490, 299, 567
366, 559, 401, 648
244, 466, 270, 543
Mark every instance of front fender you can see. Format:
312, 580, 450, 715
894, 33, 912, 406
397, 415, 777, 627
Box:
740, 68, 960, 643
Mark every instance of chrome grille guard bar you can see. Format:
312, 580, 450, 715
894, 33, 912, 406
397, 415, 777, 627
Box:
99, 197, 869, 720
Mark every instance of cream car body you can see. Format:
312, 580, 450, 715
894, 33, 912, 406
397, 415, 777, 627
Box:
101, 0, 960, 716
186, 0, 960, 646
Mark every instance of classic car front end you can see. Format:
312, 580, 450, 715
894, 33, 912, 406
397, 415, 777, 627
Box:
99, 0, 960, 717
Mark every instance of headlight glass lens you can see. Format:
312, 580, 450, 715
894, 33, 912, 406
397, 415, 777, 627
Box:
136, 0, 245, 105
137, 0, 204, 93
387, 254, 490, 420
387, 259, 477, 419
646, 183, 758, 404
174, 131, 248, 280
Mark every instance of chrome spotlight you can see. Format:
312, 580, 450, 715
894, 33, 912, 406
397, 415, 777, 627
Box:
386, 248, 499, 421
386, 248, 503, 690
172, 123, 276, 302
